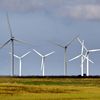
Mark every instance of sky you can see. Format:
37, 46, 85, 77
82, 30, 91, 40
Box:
0, 0, 100, 76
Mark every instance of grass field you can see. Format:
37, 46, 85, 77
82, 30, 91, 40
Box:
0, 77, 100, 100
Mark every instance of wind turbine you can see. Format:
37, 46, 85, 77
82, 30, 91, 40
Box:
69, 40, 94, 76
0, 13, 27, 76
9, 51, 31, 76
33, 49, 55, 76
51, 35, 79, 76
77, 38, 100, 76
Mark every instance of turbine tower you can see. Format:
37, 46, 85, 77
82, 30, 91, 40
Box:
51, 35, 79, 76
0, 13, 27, 76
7, 13, 14, 76
77, 38, 100, 76
9, 51, 31, 76
69, 40, 94, 76
33, 49, 55, 76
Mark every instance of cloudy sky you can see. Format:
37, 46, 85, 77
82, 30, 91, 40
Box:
0, 0, 100, 76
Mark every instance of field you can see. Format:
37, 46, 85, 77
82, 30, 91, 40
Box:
0, 76, 100, 100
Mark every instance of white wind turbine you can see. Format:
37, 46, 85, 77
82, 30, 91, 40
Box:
51, 35, 79, 76
0, 13, 28, 76
77, 38, 100, 76
9, 51, 31, 76
69, 40, 94, 76
33, 49, 55, 76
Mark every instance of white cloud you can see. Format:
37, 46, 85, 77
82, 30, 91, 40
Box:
0, 0, 100, 20
57, 4, 100, 20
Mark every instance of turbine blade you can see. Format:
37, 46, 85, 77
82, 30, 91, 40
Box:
89, 49, 100, 52
81, 40, 84, 55
6, 13, 13, 38
66, 34, 79, 47
83, 52, 88, 61
45, 51, 55, 57
82, 55, 94, 63
69, 54, 81, 62
14, 55, 20, 59
14, 39, 33, 46
9, 52, 20, 59
49, 41, 64, 48
77, 38, 88, 51
33, 49, 43, 57
21, 51, 31, 58
0, 39, 10, 49
55, 43, 64, 48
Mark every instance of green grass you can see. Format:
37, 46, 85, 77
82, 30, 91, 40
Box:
0, 77, 100, 100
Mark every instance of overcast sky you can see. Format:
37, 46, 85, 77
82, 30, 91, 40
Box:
0, 0, 100, 76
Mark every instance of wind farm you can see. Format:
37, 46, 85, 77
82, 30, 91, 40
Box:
0, 0, 100, 99
0, 14, 100, 77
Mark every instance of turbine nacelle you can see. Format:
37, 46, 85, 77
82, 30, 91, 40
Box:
87, 51, 90, 55
11, 37, 15, 41
65, 46, 68, 49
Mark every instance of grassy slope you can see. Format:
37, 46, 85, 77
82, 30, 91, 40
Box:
0, 77, 100, 100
